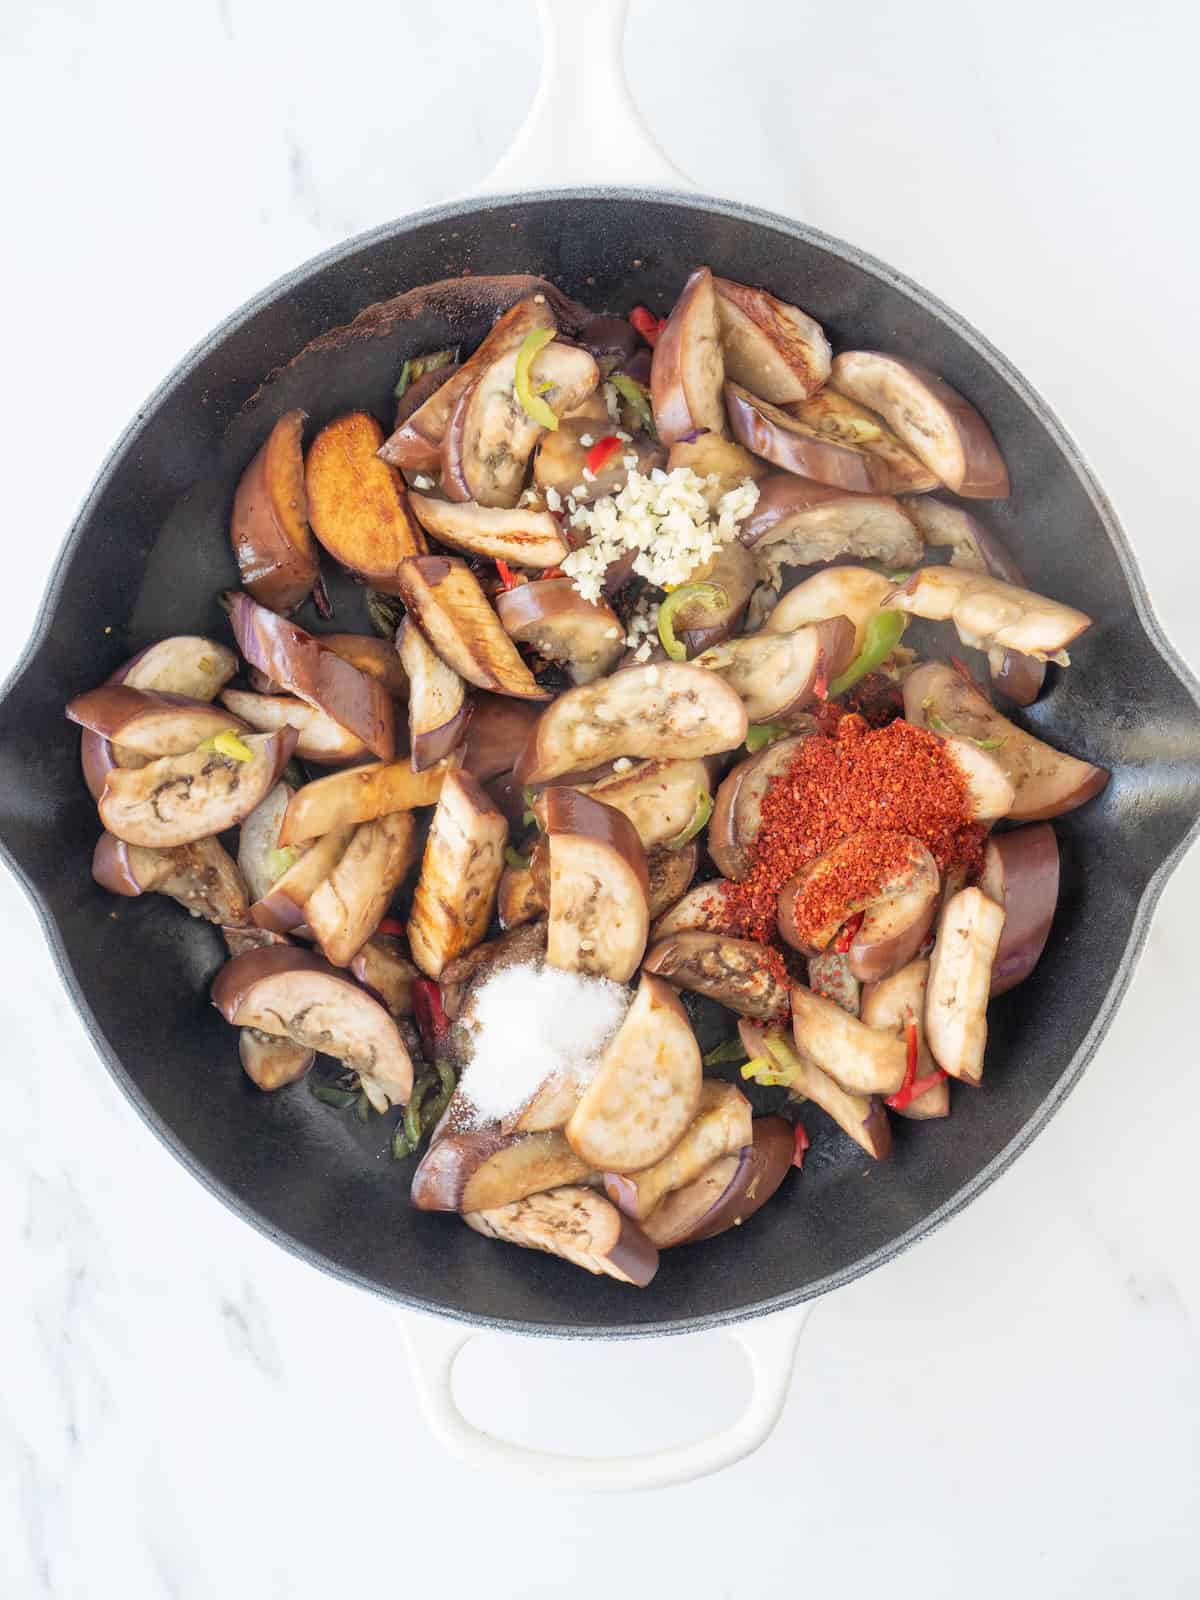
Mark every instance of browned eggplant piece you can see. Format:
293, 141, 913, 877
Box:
118, 636, 240, 700
277, 760, 447, 846
67, 686, 249, 761
396, 617, 471, 771
740, 1020, 892, 1160
407, 769, 507, 978
885, 565, 1091, 663
762, 565, 894, 655
830, 352, 1009, 498
579, 314, 640, 376
248, 824, 354, 933
566, 974, 701, 1173
393, 355, 459, 430
495, 578, 625, 686
777, 833, 940, 983
904, 661, 1109, 821
708, 732, 812, 880
225, 592, 395, 760
642, 932, 790, 1021
641, 1118, 795, 1247
791, 985, 908, 1095
743, 581, 780, 635
319, 633, 409, 701
941, 736, 1017, 822
394, 556, 549, 700
650, 267, 726, 444
238, 796, 306, 912
738, 474, 922, 585
230, 410, 319, 614
305, 811, 417, 967
412, 1128, 592, 1213
212, 945, 413, 1110
447, 339, 599, 508
305, 412, 426, 591
979, 824, 1060, 996
712, 276, 831, 403
238, 1028, 315, 1091
696, 617, 854, 724
219, 689, 369, 764
925, 887, 1006, 1085
603, 1080, 753, 1221
860, 959, 948, 1119
514, 662, 748, 786
464, 1186, 658, 1287
92, 832, 249, 926
496, 859, 544, 930
533, 418, 665, 505
806, 946, 861, 1018
646, 841, 699, 920
650, 877, 737, 939
666, 432, 768, 497
544, 788, 649, 983
98, 728, 297, 849
408, 493, 569, 568
540, 758, 712, 852
349, 934, 418, 1017
379, 298, 558, 474
461, 693, 543, 784
725, 382, 887, 492
899, 497, 1044, 705
665, 540, 759, 656
785, 390, 940, 494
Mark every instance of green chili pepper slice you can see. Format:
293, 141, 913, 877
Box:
703, 1037, 748, 1068
744, 722, 790, 754
827, 611, 908, 698
515, 328, 559, 430
610, 372, 657, 439
657, 582, 728, 662
925, 705, 1007, 750
665, 789, 713, 850
196, 729, 254, 762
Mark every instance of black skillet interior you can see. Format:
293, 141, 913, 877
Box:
2, 191, 1199, 1338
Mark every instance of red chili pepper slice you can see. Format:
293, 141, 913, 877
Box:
585, 434, 623, 475
792, 1120, 811, 1169
949, 655, 977, 687
540, 565, 566, 580
495, 559, 521, 592
375, 917, 407, 938
412, 978, 449, 1062
833, 911, 865, 954
629, 306, 666, 347
885, 1020, 947, 1109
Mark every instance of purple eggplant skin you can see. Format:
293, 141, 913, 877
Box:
980, 823, 1060, 996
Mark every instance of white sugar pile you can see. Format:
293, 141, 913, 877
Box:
457, 963, 630, 1123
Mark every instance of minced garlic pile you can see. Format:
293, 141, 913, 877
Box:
560, 465, 760, 605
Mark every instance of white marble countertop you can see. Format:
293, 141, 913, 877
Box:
3, 0, 1198, 1592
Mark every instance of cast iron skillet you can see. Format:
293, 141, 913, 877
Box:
2, 10, 1199, 1351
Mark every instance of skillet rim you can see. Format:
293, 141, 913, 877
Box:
3, 186, 1199, 1339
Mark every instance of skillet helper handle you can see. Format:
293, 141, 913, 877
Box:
400, 1304, 810, 1492
472, 0, 695, 195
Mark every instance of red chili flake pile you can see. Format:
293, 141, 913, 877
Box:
723, 716, 986, 946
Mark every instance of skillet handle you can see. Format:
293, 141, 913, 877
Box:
399, 1304, 810, 1492
471, 0, 695, 196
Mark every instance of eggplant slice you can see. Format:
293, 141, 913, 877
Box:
407, 769, 507, 978
464, 1186, 658, 1287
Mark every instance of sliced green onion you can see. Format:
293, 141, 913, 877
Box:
515, 328, 559, 430
703, 1038, 748, 1068
355, 1090, 372, 1122
393, 358, 412, 400
419, 1060, 457, 1138
745, 722, 790, 754
827, 611, 908, 698
665, 789, 713, 850
308, 1079, 361, 1110
504, 845, 530, 871
610, 372, 657, 439
403, 1071, 436, 1151
265, 846, 300, 883
926, 706, 1006, 750
394, 347, 456, 401
197, 729, 254, 762
366, 590, 406, 641
657, 582, 728, 661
